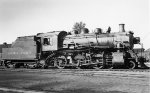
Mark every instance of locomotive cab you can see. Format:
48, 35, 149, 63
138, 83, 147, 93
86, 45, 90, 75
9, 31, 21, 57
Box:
35, 31, 67, 51
34, 31, 67, 67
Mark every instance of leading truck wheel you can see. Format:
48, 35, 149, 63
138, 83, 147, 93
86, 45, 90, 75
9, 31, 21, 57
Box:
127, 61, 136, 69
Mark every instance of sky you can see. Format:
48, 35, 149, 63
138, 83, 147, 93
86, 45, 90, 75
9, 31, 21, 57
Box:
0, 0, 149, 49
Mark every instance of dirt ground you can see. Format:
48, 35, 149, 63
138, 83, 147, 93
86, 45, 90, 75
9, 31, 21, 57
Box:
0, 69, 149, 93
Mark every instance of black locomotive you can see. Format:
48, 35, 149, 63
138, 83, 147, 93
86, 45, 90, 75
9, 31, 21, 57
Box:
0, 24, 148, 69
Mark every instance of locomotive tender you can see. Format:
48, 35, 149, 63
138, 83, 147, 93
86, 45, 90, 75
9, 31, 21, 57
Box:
1, 24, 146, 69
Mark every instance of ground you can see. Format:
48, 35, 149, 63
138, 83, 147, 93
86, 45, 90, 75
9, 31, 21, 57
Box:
0, 69, 149, 93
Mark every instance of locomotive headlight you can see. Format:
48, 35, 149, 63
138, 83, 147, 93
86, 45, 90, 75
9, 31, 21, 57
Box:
133, 37, 140, 44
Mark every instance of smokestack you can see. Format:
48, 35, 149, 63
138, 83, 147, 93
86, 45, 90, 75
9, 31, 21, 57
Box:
119, 24, 125, 32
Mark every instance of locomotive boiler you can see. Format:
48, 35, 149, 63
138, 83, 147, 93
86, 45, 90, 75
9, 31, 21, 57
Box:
1, 24, 147, 69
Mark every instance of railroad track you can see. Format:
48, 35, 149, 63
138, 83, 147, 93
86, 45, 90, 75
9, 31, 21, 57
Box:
1, 68, 148, 79
0, 66, 150, 72
0, 67, 149, 79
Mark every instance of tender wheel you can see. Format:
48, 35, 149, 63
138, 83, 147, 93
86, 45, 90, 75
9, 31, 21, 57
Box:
127, 61, 136, 69
43, 65, 48, 69
14, 63, 20, 68
7, 62, 14, 68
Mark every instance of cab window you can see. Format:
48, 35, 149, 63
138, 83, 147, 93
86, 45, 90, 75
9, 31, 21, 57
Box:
43, 38, 52, 45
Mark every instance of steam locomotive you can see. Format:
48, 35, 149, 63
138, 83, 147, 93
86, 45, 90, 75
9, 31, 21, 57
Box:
0, 24, 147, 69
